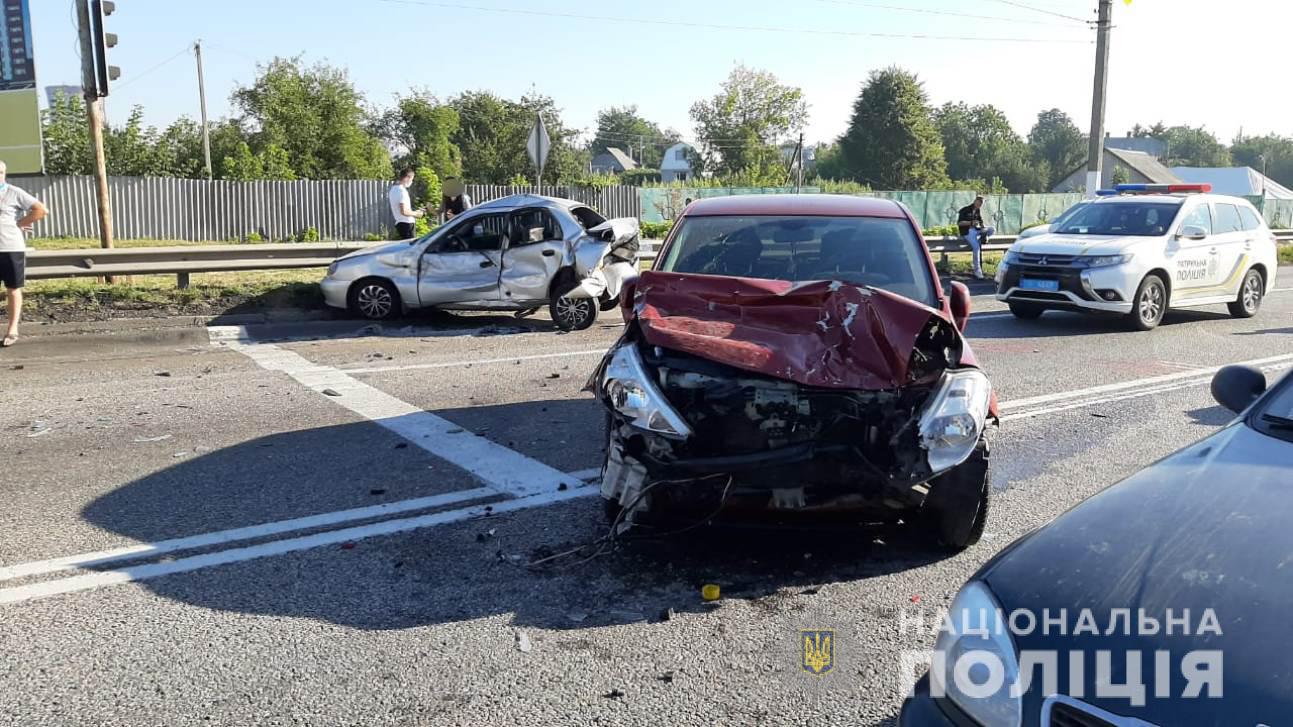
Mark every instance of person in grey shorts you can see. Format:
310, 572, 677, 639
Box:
0, 160, 48, 347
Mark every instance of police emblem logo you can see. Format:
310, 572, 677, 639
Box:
800, 630, 835, 676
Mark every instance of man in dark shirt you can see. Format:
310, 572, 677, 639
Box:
957, 195, 994, 280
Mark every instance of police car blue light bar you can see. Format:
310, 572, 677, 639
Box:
1095, 183, 1212, 196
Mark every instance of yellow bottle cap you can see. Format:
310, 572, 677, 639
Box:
701, 584, 721, 602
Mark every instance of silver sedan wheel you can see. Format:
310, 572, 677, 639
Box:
551, 296, 596, 331
356, 284, 394, 319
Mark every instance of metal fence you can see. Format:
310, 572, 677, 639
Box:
13, 175, 390, 242
11, 176, 643, 241
465, 184, 640, 220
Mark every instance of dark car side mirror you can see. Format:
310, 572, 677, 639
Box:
1211, 365, 1266, 413
948, 281, 972, 332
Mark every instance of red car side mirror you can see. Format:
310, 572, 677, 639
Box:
948, 281, 972, 332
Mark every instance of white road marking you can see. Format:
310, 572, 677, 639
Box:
211, 333, 581, 498
999, 352, 1293, 413
0, 487, 599, 606
344, 349, 610, 375
0, 488, 497, 584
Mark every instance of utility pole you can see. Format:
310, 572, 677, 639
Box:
76, 0, 114, 253
1084, 0, 1113, 198
194, 40, 213, 180
795, 133, 805, 193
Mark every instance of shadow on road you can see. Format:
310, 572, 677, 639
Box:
1185, 405, 1234, 427
967, 308, 1232, 339
80, 407, 954, 631
1233, 326, 1293, 336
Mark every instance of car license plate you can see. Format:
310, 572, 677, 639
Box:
1020, 278, 1060, 292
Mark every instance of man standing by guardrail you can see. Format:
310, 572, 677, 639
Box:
0, 160, 47, 348
958, 195, 994, 280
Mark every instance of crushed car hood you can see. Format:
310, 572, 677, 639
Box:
629, 271, 959, 391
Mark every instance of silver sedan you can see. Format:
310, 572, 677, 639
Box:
321, 194, 639, 331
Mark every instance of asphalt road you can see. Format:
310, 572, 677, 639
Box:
2, 274, 1292, 726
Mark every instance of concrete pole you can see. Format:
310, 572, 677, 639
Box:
76, 0, 114, 255
1084, 0, 1113, 198
195, 40, 213, 180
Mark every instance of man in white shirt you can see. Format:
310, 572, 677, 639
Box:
0, 160, 47, 347
388, 168, 426, 239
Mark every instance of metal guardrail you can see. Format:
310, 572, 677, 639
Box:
26, 231, 1293, 286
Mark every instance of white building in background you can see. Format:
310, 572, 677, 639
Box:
660, 142, 696, 183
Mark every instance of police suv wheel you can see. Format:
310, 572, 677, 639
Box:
1128, 274, 1167, 331
1228, 269, 1264, 319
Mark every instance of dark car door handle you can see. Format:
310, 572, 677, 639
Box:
542, 249, 556, 257
479, 260, 494, 268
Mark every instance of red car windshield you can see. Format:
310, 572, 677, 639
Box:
659, 214, 938, 307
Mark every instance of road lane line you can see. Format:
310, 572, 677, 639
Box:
213, 336, 581, 498
0, 488, 498, 584
344, 349, 610, 375
0, 487, 599, 606
999, 352, 1293, 412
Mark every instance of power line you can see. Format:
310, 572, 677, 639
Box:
810, 0, 1078, 27
372, 0, 1091, 43
983, 0, 1091, 24
112, 45, 193, 92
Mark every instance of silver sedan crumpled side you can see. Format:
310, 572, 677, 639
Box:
319, 194, 640, 331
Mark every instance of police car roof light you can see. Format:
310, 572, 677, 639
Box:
1110, 183, 1212, 195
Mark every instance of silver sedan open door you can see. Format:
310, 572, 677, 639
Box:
417, 213, 507, 307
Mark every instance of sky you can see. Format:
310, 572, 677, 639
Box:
26, 0, 1293, 152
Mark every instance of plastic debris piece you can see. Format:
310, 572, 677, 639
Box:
657, 671, 675, 684
547, 373, 561, 379
394, 442, 409, 449
446, 428, 464, 434
701, 584, 721, 602
660, 608, 677, 622
516, 630, 532, 653
155, 371, 172, 377
604, 689, 625, 700
369, 488, 387, 496
321, 389, 342, 397
567, 611, 589, 623
340, 542, 356, 550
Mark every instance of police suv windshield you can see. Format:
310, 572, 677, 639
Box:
660, 215, 938, 307
1055, 200, 1183, 237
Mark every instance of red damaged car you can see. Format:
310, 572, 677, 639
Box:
591, 196, 998, 548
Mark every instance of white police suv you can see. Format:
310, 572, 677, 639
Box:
996, 184, 1279, 330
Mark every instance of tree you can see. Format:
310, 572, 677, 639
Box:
449, 90, 583, 185
41, 92, 94, 175
231, 57, 391, 180
379, 91, 462, 181
837, 67, 946, 189
690, 65, 808, 180
934, 102, 1044, 192
590, 106, 678, 169
1157, 125, 1230, 167
1027, 109, 1086, 189
1231, 133, 1293, 189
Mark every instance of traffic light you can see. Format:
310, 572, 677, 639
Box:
89, 0, 120, 97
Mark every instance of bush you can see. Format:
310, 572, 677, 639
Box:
298, 226, 321, 242
923, 224, 960, 238
816, 179, 872, 195
246, 231, 264, 243
640, 220, 673, 239
364, 232, 386, 242
621, 169, 663, 186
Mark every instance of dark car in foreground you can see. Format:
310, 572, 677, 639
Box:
901, 365, 1293, 725
589, 195, 999, 548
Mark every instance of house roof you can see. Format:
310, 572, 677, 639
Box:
1168, 166, 1293, 200
599, 147, 639, 171
1105, 137, 1168, 158
1105, 147, 1181, 184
